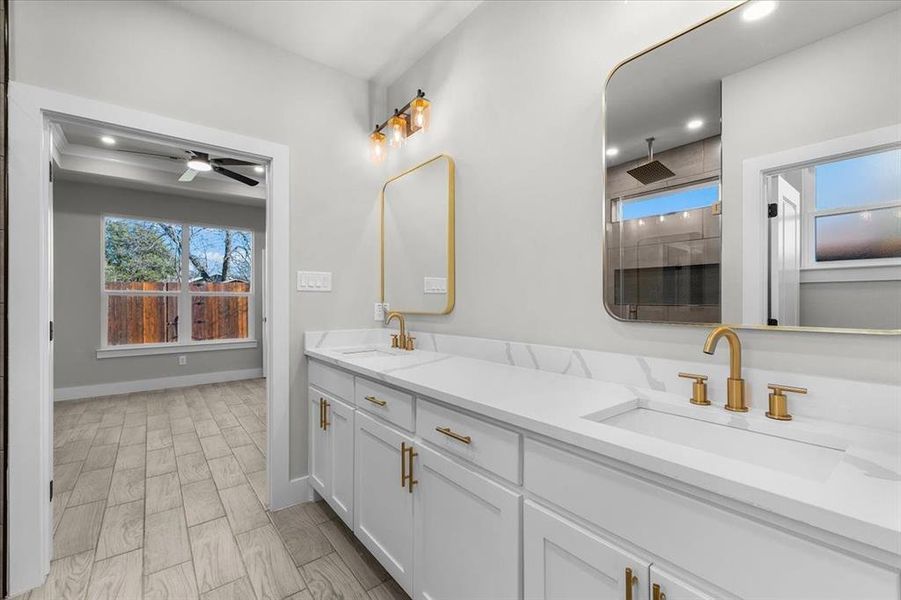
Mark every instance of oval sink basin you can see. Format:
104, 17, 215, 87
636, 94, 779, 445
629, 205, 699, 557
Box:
591, 406, 846, 482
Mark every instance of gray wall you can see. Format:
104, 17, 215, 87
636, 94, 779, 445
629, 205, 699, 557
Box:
386, 1, 901, 386
53, 180, 265, 389
720, 9, 901, 323
800, 281, 901, 330
12, 0, 381, 477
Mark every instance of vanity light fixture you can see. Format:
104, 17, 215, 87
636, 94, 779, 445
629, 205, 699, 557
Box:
369, 89, 432, 163
686, 118, 704, 130
741, 0, 777, 22
606, 147, 620, 157
100, 135, 116, 145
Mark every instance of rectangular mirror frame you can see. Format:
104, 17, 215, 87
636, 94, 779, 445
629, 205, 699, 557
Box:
601, 0, 900, 336
380, 153, 456, 316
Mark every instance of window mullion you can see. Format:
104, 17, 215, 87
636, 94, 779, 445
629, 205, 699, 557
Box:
180, 225, 190, 344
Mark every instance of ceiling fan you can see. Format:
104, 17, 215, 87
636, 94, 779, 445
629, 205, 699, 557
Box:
114, 148, 261, 187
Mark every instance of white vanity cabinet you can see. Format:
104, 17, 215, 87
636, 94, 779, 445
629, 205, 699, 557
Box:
307, 387, 355, 527
413, 444, 521, 600
524, 500, 650, 600
649, 566, 717, 600
354, 410, 415, 593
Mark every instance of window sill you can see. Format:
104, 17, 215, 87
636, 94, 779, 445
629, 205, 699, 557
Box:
800, 263, 901, 283
96, 340, 258, 359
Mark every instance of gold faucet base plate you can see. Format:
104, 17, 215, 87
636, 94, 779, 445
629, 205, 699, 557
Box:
689, 399, 711, 406
766, 412, 792, 421
724, 405, 749, 413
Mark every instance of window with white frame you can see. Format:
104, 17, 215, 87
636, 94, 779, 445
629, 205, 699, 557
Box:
802, 146, 901, 268
103, 216, 253, 347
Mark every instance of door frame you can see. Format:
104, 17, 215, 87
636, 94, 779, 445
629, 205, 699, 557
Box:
740, 123, 900, 324
7, 82, 294, 595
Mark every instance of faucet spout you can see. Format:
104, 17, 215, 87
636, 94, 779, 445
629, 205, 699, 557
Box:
702, 326, 747, 412
385, 311, 410, 350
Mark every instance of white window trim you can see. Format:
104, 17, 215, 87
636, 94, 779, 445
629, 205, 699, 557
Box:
100, 213, 256, 350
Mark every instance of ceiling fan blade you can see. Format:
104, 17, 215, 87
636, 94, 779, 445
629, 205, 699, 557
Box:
212, 164, 260, 187
213, 158, 257, 166
178, 168, 199, 182
116, 149, 184, 160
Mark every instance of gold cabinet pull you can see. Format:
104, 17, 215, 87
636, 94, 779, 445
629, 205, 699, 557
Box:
322, 399, 330, 430
624, 568, 638, 600
365, 395, 387, 407
400, 442, 418, 492
652, 583, 666, 600
319, 398, 324, 429
435, 426, 471, 444
401, 442, 408, 487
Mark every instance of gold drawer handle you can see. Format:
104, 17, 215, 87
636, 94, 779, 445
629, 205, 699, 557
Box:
625, 567, 638, 600
435, 426, 471, 444
365, 395, 387, 407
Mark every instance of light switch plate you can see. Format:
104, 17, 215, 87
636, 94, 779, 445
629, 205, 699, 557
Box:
374, 302, 389, 321
424, 277, 447, 294
297, 271, 332, 292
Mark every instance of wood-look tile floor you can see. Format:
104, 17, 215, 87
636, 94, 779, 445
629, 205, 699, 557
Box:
18, 380, 409, 600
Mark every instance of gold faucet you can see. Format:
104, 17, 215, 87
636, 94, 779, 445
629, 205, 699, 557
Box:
385, 311, 415, 351
702, 326, 747, 412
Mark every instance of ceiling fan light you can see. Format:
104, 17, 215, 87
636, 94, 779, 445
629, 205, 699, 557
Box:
187, 157, 212, 172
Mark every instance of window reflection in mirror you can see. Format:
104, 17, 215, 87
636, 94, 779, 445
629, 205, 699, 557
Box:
604, 1, 900, 333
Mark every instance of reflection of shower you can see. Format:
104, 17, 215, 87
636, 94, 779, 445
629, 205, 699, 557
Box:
627, 137, 676, 185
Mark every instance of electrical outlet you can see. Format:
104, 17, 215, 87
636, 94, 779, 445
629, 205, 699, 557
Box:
374, 302, 389, 321
178, 355, 187, 366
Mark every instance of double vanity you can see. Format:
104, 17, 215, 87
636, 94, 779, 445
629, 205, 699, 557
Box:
305, 329, 901, 600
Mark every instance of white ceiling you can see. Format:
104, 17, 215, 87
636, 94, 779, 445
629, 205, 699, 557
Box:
52, 119, 268, 206
163, 0, 482, 85
606, 1, 900, 165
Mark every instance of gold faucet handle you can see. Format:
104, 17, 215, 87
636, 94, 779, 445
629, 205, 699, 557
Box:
390, 334, 399, 348
678, 372, 710, 406
766, 383, 808, 421
404, 336, 415, 351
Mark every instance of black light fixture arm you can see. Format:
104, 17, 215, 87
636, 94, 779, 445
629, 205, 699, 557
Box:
373, 89, 427, 133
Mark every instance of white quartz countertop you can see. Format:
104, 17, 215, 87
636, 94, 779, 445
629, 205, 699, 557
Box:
305, 344, 901, 559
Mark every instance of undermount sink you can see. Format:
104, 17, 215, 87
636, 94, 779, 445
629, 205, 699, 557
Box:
587, 404, 847, 482
338, 347, 404, 358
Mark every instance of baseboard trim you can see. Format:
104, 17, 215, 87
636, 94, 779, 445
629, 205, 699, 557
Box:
54, 368, 264, 401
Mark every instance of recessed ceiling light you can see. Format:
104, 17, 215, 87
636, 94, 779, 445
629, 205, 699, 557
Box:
253, 165, 264, 174
186, 156, 212, 172
606, 147, 619, 157
742, 0, 777, 22
100, 135, 116, 145
686, 119, 704, 130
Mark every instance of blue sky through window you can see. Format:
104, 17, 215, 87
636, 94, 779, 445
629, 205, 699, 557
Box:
620, 183, 718, 220
816, 148, 901, 210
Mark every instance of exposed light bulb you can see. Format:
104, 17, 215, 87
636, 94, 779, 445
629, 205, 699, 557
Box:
100, 135, 116, 145
369, 130, 387, 164
387, 114, 408, 149
410, 94, 431, 133
742, 0, 777, 22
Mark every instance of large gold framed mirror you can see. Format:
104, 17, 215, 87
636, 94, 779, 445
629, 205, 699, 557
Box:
381, 154, 455, 315
603, 0, 901, 334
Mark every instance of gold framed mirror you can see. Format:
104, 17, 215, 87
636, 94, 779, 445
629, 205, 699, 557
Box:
380, 154, 456, 315
603, 1, 901, 335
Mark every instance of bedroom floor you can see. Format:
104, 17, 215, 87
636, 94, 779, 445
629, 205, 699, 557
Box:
18, 380, 407, 600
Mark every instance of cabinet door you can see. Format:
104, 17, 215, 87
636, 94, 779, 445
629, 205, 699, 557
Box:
524, 500, 650, 600
327, 396, 355, 528
308, 387, 330, 498
649, 566, 718, 600
354, 411, 414, 594
413, 445, 520, 600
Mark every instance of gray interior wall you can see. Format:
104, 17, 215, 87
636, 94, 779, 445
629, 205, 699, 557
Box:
800, 281, 901, 330
720, 9, 901, 323
385, 1, 901, 386
11, 0, 381, 477
53, 180, 266, 389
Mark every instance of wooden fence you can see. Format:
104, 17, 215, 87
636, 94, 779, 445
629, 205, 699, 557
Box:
106, 281, 249, 345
